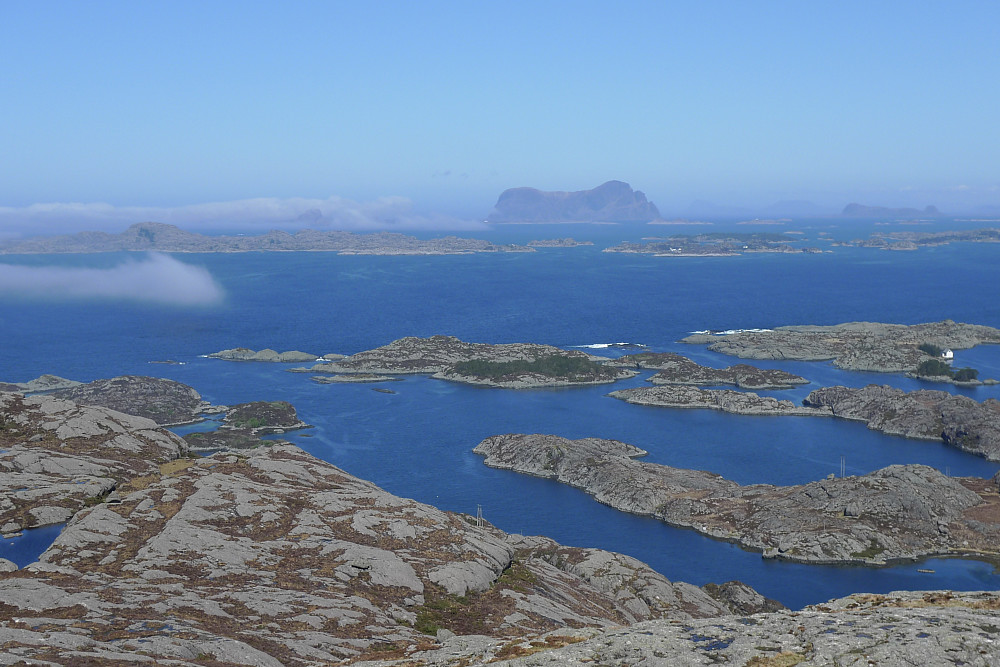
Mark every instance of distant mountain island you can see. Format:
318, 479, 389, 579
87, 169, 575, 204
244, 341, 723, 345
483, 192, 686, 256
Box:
487, 180, 661, 223
0, 222, 535, 255
842, 203, 945, 218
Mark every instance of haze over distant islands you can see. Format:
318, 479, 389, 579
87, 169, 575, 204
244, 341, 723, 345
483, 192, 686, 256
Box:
486, 180, 661, 223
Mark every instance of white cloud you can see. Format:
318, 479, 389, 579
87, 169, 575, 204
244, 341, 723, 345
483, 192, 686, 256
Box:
0, 253, 225, 305
0, 196, 488, 236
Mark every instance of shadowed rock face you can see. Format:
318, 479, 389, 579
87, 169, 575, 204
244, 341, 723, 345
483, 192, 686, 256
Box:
488, 181, 661, 223
52, 375, 210, 426
474, 434, 1000, 566
0, 395, 763, 665
682, 320, 1000, 373
804, 385, 1000, 461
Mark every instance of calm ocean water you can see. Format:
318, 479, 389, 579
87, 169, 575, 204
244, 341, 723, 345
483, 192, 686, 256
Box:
3, 221, 1000, 609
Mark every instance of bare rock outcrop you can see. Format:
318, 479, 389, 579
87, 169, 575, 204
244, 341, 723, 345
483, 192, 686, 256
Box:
474, 434, 1000, 565
805, 384, 1000, 461
51, 375, 212, 426
682, 320, 1000, 373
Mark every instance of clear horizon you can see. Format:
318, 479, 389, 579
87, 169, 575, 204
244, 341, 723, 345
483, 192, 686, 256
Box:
2, 1, 999, 234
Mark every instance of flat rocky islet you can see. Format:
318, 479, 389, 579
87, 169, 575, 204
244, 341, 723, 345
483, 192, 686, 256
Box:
474, 433, 1000, 566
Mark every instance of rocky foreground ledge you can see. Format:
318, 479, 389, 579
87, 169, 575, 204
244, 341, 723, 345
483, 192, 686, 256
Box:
1, 392, 783, 664
356, 590, 1000, 666
304, 335, 637, 388
474, 434, 1000, 566
682, 320, 1000, 373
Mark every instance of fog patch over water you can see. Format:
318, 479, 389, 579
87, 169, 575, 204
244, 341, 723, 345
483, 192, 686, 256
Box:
0, 253, 225, 305
0, 196, 487, 236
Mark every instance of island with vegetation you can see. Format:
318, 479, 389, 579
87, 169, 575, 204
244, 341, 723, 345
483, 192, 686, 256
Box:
293, 335, 637, 388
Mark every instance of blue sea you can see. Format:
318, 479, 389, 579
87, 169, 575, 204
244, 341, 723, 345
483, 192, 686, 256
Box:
3, 219, 1000, 609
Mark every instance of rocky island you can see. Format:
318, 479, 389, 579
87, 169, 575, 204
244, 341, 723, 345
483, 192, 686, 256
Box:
682, 320, 1000, 373
804, 385, 1000, 461
487, 180, 661, 223
302, 335, 637, 388
842, 203, 945, 218
0, 222, 534, 255
474, 433, 1000, 566
610, 352, 809, 389
208, 347, 338, 363
839, 227, 1000, 251
604, 232, 821, 256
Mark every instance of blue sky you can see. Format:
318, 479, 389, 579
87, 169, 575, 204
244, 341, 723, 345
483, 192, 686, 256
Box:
2, 1, 999, 231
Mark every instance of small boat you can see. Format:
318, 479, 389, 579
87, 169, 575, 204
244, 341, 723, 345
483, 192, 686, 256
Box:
917, 568, 935, 574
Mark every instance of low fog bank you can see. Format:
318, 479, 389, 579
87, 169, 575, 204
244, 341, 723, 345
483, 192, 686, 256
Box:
0, 196, 489, 238
0, 253, 225, 305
